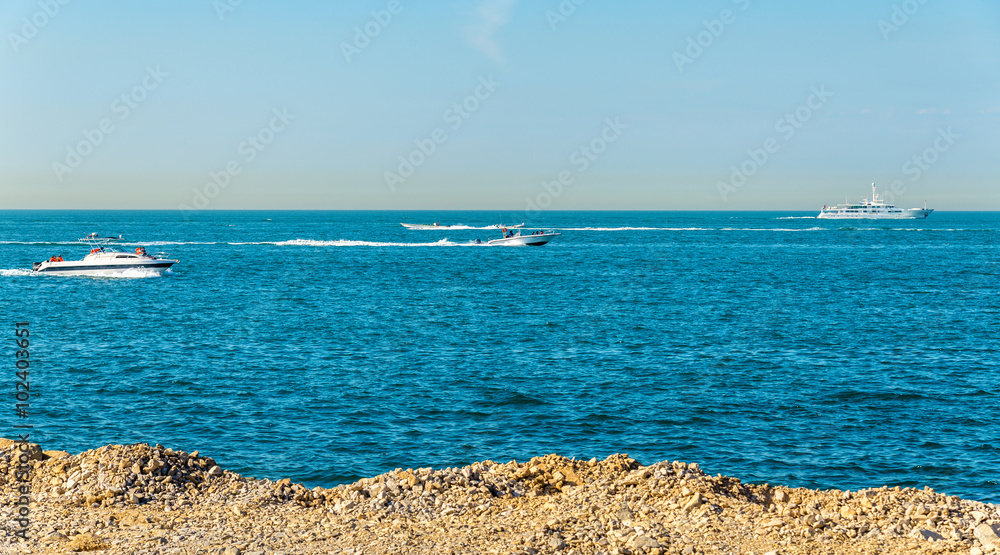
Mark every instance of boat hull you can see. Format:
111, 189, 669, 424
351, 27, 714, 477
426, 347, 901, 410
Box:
817, 208, 933, 219
33, 260, 177, 276
487, 233, 559, 246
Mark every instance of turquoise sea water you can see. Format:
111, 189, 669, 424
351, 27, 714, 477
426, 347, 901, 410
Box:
1, 210, 997, 503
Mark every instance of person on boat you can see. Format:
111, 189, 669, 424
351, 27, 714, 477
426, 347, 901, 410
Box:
49, 255, 57, 262
56, 255, 63, 262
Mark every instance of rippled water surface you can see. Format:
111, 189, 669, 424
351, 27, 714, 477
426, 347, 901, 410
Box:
1, 210, 997, 502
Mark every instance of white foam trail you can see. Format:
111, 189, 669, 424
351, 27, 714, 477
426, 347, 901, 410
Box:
100, 268, 164, 279
122, 241, 215, 246
0, 241, 210, 246
0, 241, 83, 245
556, 227, 712, 231
404, 225, 479, 230
403, 224, 520, 230
721, 227, 825, 232
776, 216, 817, 219
0, 269, 33, 277
230, 238, 471, 247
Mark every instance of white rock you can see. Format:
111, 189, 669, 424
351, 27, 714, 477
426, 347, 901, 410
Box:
974, 523, 1000, 552
909, 528, 944, 542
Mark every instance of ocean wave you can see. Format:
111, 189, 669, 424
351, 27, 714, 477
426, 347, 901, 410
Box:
0, 269, 33, 277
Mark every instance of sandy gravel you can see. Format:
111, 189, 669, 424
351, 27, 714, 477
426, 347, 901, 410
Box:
1, 439, 997, 554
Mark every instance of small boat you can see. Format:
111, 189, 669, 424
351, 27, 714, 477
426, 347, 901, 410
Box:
487, 228, 560, 246
818, 183, 933, 219
32, 233, 178, 276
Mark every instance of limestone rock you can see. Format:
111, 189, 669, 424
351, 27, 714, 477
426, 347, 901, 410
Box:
68, 533, 110, 552
909, 528, 944, 542
974, 523, 1000, 552
42, 531, 69, 542
633, 535, 661, 549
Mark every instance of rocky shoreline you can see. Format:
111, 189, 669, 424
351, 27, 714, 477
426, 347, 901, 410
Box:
1, 439, 997, 554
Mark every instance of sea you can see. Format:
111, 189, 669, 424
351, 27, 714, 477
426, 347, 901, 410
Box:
1, 210, 997, 503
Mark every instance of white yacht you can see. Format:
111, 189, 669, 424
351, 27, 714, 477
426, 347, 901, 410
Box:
487, 228, 560, 246
818, 184, 933, 219
32, 233, 178, 276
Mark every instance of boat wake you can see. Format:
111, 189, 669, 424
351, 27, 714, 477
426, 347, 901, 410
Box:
123, 241, 215, 246
555, 227, 712, 231
405, 225, 505, 230
231, 238, 479, 248
776, 216, 817, 220
101, 267, 166, 279
1, 267, 166, 278
721, 227, 826, 232
0, 241, 212, 246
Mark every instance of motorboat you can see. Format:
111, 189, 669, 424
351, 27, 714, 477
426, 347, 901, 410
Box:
32, 233, 178, 276
818, 184, 933, 219
487, 228, 560, 246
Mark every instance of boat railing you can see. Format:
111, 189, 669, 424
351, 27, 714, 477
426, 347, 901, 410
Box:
81, 233, 124, 254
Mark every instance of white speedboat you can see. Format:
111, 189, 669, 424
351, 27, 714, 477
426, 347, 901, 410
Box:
487, 229, 560, 246
32, 233, 178, 276
818, 184, 933, 219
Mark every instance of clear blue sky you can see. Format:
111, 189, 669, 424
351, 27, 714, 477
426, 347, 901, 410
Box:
1, 0, 997, 210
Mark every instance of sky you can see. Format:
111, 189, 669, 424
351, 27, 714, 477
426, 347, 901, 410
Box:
1, 0, 998, 210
